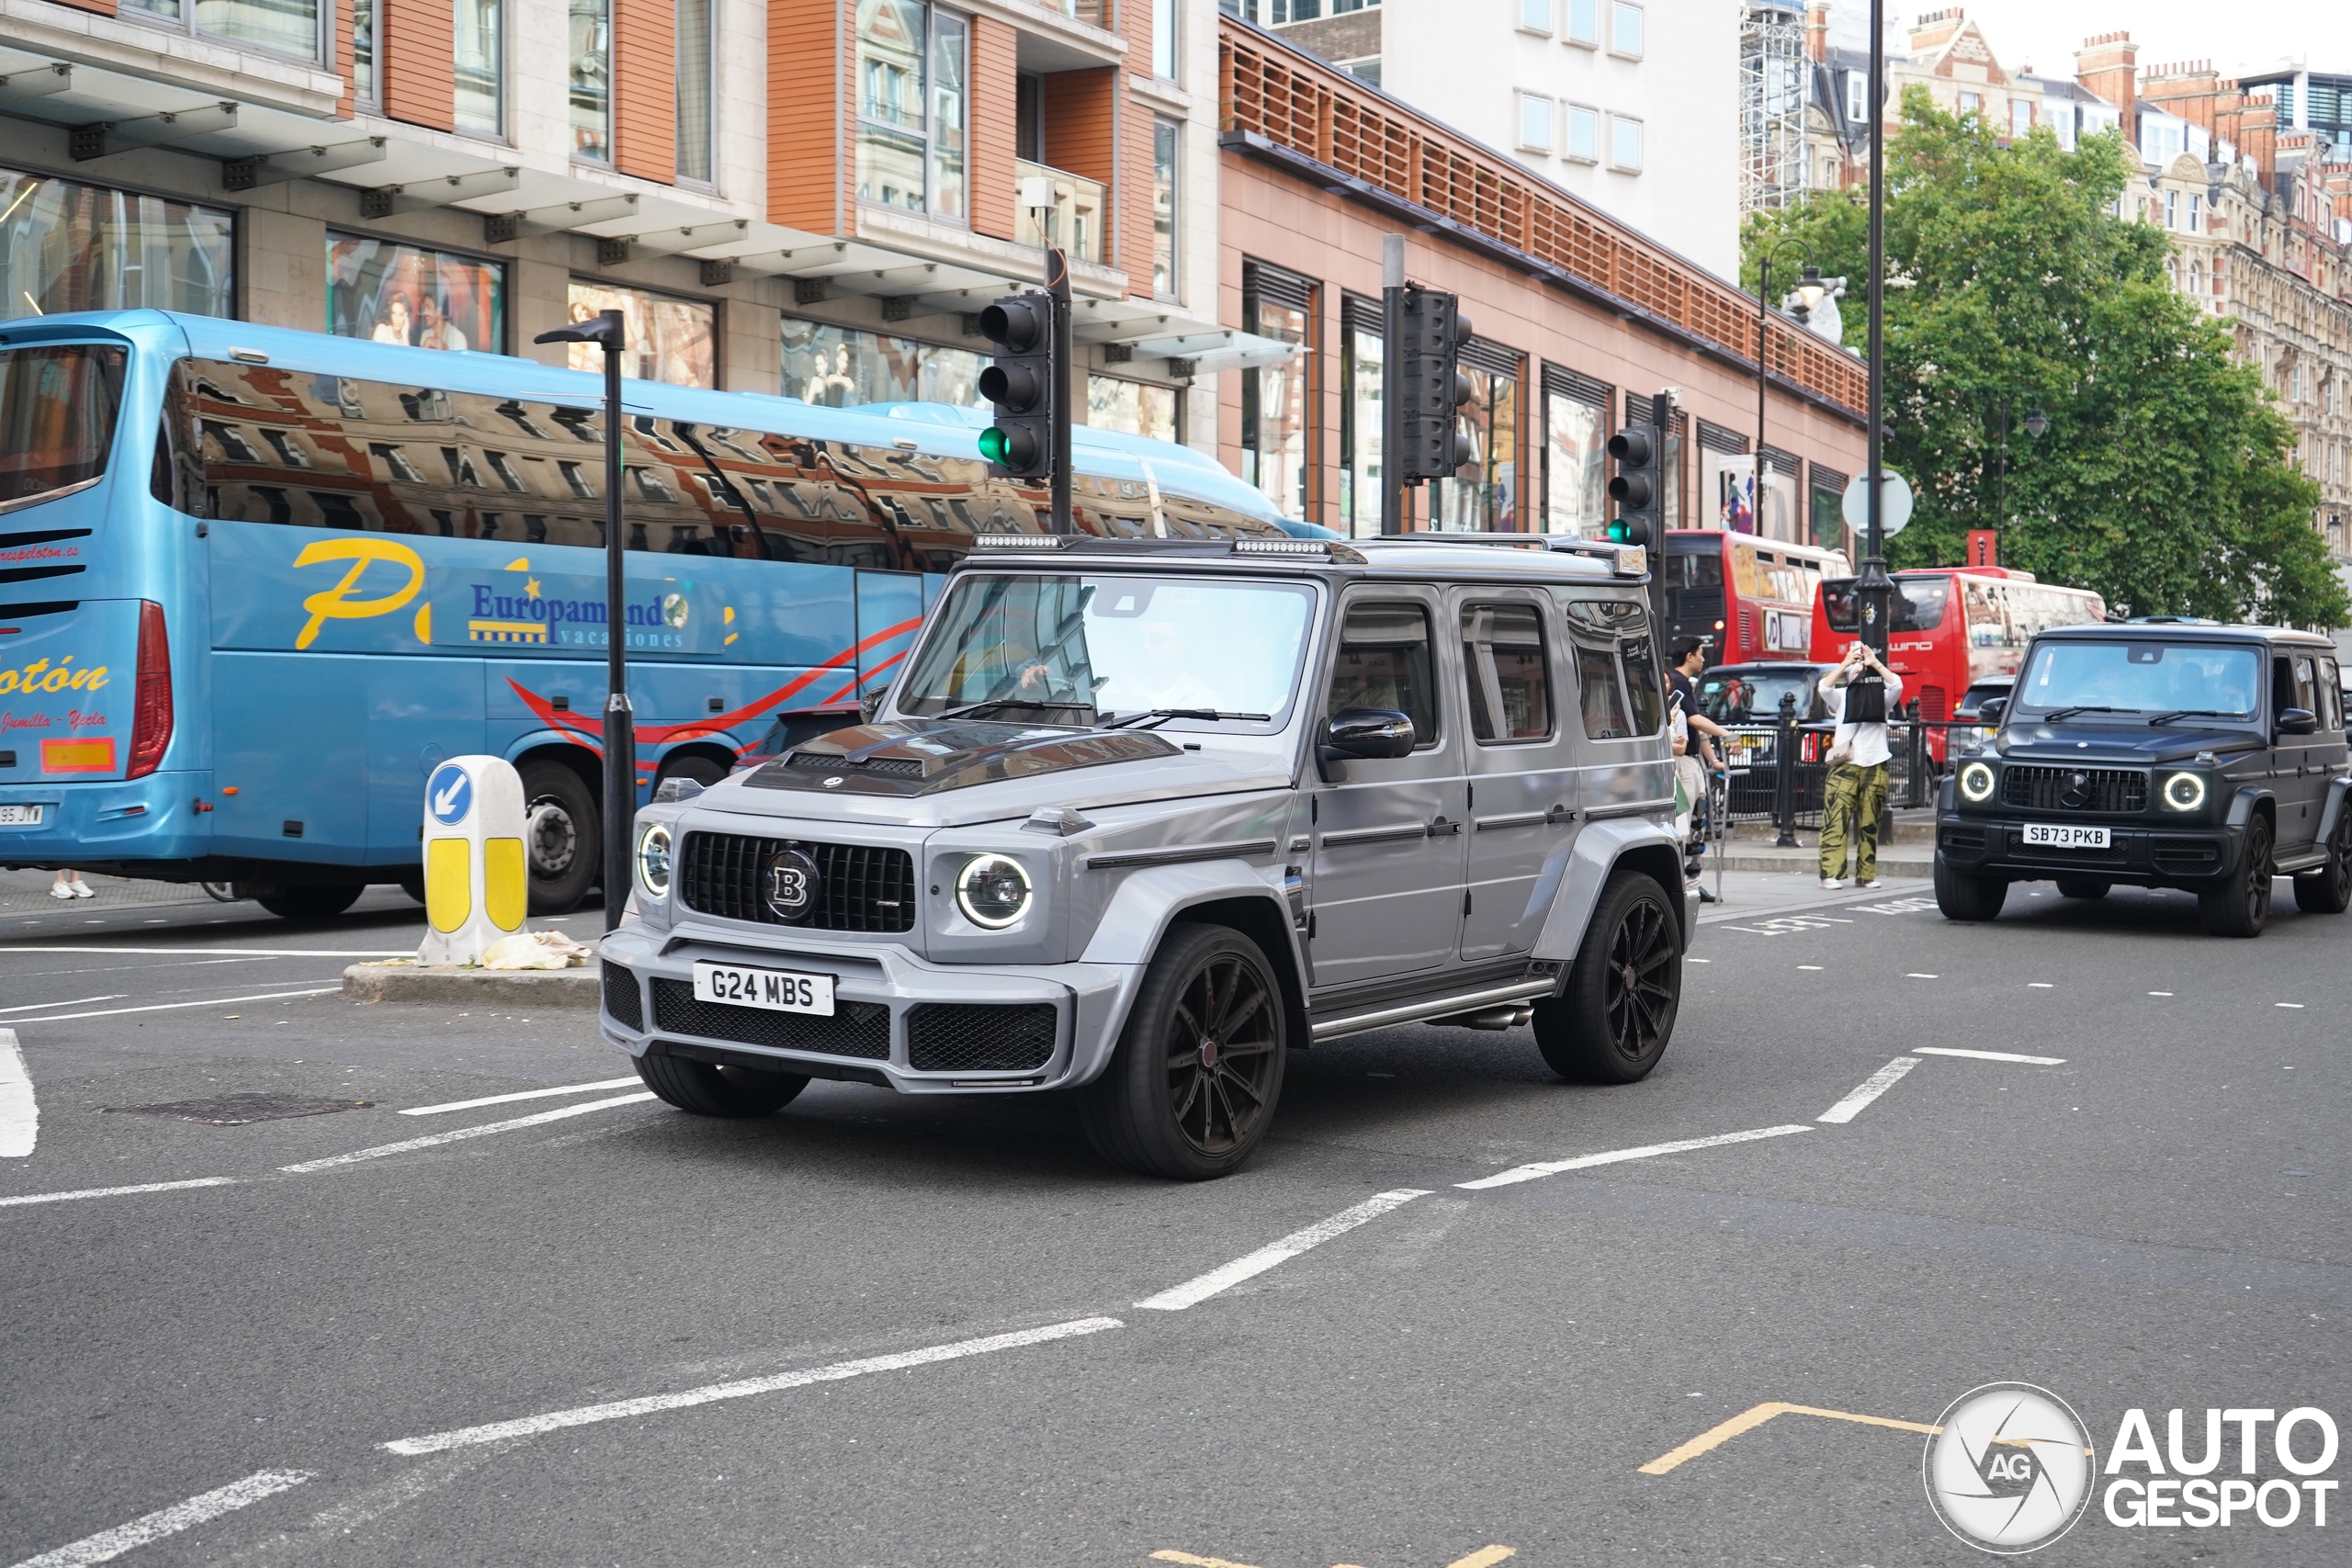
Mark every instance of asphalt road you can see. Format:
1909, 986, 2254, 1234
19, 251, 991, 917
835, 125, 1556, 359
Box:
2, 872, 2345, 1567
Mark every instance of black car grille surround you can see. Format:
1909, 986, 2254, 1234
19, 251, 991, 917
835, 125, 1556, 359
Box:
602, 961, 644, 1031
2001, 765, 2148, 814
905, 1003, 1058, 1073
1939, 826, 1987, 860
678, 832, 916, 932
2153, 837, 2224, 876
787, 752, 925, 779
650, 978, 890, 1059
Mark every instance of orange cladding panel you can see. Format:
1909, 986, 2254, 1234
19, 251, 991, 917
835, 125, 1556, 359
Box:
384, 0, 456, 130
46, 0, 115, 13
770, 0, 845, 231
616, 0, 679, 182
969, 16, 1018, 241
1040, 68, 1117, 186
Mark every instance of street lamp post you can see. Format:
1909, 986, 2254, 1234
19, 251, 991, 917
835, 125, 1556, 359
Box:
1856, 0, 1893, 656
1992, 400, 2050, 538
1757, 241, 1819, 546
533, 308, 633, 931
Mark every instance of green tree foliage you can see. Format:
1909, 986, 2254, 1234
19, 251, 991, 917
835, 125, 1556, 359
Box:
1746, 90, 2344, 627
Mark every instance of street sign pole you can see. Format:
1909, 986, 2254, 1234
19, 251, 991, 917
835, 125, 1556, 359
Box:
1856, 0, 1893, 657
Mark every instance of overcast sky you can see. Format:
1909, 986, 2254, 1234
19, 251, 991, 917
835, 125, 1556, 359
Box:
1824, 2, 2346, 83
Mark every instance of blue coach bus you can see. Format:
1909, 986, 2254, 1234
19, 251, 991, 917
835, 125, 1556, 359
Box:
0, 310, 1307, 917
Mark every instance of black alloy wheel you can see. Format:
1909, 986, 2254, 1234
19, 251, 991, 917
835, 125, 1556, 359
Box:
2291, 805, 2352, 915
1532, 873, 1680, 1085
2199, 812, 2273, 938
1080, 923, 1286, 1180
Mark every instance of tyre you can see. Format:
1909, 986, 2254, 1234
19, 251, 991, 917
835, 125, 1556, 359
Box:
2053, 877, 2110, 900
396, 873, 426, 905
519, 759, 599, 915
1079, 922, 1286, 1180
635, 1051, 808, 1118
2199, 812, 2272, 937
1934, 855, 2008, 921
254, 884, 364, 919
2291, 806, 2352, 915
1530, 873, 1680, 1085
656, 752, 729, 793
198, 881, 240, 903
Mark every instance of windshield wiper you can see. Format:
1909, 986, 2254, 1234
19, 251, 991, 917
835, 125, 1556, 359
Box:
927, 696, 1093, 723
1100, 708, 1272, 729
2148, 709, 2245, 725
2038, 705, 2137, 721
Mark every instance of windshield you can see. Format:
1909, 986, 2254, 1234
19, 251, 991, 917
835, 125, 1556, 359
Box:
1821, 577, 1949, 633
1696, 667, 1818, 724
0, 344, 126, 513
2013, 640, 2262, 720
896, 574, 1318, 726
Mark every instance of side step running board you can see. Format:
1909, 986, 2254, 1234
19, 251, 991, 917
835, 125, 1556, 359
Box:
1309, 977, 1558, 1042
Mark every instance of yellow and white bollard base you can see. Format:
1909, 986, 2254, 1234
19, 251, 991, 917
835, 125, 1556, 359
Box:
417, 756, 528, 965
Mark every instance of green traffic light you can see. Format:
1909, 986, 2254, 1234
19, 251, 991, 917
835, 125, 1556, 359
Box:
978, 426, 1011, 465
1606, 518, 1629, 542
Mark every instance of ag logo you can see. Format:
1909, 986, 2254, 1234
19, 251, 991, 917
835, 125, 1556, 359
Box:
426, 762, 473, 827
765, 847, 820, 922
1924, 1382, 2096, 1553
662, 592, 690, 629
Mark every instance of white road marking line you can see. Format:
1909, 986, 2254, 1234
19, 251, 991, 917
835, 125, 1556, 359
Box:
1915, 1046, 2067, 1066
1905, 973, 1939, 979
279, 1092, 656, 1173
4, 989, 341, 1024
1817, 1057, 1923, 1124
400, 1077, 644, 1116
0, 946, 409, 957
1135, 1190, 1432, 1311
0, 1178, 239, 1210
1798, 964, 1824, 971
6, 1469, 312, 1568
0, 1029, 34, 1157
381, 1315, 1124, 1456
2149, 991, 2173, 997
2028, 982, 2054, 988
1458, 1125, 1813, 1190
0, 995, 126, 1015
2276, 1002, 2305, 1010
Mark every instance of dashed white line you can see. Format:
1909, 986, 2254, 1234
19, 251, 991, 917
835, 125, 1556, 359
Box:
278, 1092, 656, 1173
1905, 973, 1939, 980
0, 995, 126, 1016
400, 1077, 643, 1116
2149, 991, 2173, 997
1914, 1046, 2068, 1066
381, 1316, 1124, 1456
0, 1029, 36, 1158
6, 1469, 312, 1568
2028, 983, 2054, 989
1135, 1189, 1431, 1311
2276, 1002, 2305, 1010
1817, 1057, 1923, 1124
0, 1178, 239, 1210
4, 989, 341, 1024
1458, 1125, 1813, 1190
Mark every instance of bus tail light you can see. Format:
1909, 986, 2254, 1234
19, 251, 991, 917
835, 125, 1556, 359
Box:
126, 600, 173, 779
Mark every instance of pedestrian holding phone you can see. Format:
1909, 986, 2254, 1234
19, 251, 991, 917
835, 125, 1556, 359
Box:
1819, 640, 1904, 888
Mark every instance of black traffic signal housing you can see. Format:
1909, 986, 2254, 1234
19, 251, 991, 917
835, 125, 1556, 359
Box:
1395, 288, 1476, 481
1605, 424, 1660, 546
978, 293, 1057, 479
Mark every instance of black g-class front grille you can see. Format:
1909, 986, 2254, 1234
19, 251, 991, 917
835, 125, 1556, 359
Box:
677, 832, 917, 931
2001, 766, 2148, 814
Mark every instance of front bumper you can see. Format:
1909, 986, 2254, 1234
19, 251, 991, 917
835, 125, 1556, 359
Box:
1937, 814, 2245, 886
596, 919, 1140, 1094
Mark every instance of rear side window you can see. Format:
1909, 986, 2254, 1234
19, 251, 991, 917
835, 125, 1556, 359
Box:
2323, 661, 2345, 731
1461, 603, 1552, 742
1572, 639, 1633, 739
0, 344, 125, 512
1329, 601, 1439, 744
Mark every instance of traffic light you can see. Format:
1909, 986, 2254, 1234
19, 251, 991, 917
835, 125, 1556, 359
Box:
1605, 424, 1660, 546
977, 293, 1057, 479
1395, 288, 1475, 481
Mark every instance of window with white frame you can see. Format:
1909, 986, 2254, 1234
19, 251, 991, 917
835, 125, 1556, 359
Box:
1610, 0, 1642, 58
1957, 90, 1981, 114
1564, 103, 1600, 163
2009, 98, 2030, 136
1565, 0, 1598, 47
856, 0, 969, 222
1609, 112, 1642, 172
1518, 93, 1554, 152
1153, 0, 1177, 80
1845, 71, 1867, 124
1518, 0, 1549, 33
2165, 189, 2178, 229
571, 0, 612, 162
352, 0, 382, 105
119, 0, 328, 62
455, 0, 503, 136
2188, 192, 2201, 230
677, 0, 716, 183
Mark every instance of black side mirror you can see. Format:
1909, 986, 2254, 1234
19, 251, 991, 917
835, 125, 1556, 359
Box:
859, 684, 891, 723
1321, 706, 1417, 761
2278, 706, 2319, 736
1977, 696, 2008, 725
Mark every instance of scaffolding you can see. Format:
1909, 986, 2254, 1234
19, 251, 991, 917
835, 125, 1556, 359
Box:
1740, 2, 1810, 216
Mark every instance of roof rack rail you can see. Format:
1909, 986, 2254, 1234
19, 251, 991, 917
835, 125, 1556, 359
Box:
968, 533, 1368, 563
1395, 530, 1646, 578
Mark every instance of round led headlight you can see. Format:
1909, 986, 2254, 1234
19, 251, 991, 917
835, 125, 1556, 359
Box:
2162, 771, 2206, 812
636, 822, 673, 899
1958, 760, 1996, 803
956, 853, 1032, 930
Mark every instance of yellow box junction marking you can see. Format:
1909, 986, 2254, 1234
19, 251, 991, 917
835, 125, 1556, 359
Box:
1639, 1402, 1940, 1475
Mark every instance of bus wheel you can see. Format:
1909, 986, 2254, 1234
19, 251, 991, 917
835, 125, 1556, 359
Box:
254, 885, 364, 920
655, 753, 729, 794
519, 760, 599, 914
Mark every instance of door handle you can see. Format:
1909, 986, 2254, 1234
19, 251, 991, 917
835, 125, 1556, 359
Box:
1427, 815, 1462, 836
1546, 803, 1574, 825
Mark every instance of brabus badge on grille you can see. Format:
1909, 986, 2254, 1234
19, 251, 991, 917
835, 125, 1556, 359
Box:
765, 847, 821, 921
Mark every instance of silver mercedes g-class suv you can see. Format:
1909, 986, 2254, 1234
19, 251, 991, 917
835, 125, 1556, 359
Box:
600, 533, 1688, 1179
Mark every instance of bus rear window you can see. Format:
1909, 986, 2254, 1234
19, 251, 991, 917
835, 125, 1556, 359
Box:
1821, 577, 1949, 633
0, 344, 126, 513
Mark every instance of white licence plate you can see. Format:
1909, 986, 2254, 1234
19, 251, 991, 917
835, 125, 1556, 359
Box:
2023, 823, 2110, 850
0, 804, 42, 827
692, 961, 835, 1015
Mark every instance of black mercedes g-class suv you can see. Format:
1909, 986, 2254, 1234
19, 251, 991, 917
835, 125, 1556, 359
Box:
1934, 622, 2351, 936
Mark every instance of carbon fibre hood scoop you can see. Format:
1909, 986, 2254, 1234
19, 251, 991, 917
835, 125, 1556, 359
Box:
742, 719, 1182, 798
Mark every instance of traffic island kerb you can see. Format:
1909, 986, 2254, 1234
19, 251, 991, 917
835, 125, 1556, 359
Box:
342, 963, 600, 1009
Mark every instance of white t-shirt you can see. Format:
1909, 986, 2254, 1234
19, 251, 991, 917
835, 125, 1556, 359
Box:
1823, 670, 1905, 768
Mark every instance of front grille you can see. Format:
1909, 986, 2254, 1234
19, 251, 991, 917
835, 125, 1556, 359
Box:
678, 832, 916, 931
650, 977, 890, 1058
2001, 765, 2148, 814
787, 752, 924, 778
602, 961, 643, 1031
906, 1003, 1057, 1073
2153, 837, 2223, 875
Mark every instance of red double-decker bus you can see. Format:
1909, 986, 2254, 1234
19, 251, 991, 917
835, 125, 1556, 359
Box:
1814, 567, 2108, 761
1661, 531, 1851, 664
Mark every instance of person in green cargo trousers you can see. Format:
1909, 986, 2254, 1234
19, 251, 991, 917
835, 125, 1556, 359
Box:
1818, 640, 1904, 888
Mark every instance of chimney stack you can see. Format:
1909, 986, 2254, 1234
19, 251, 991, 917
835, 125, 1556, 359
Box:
1908, 7, 1966, 53
1805, 0, 1830, 64
2075, 31, 2139, 139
